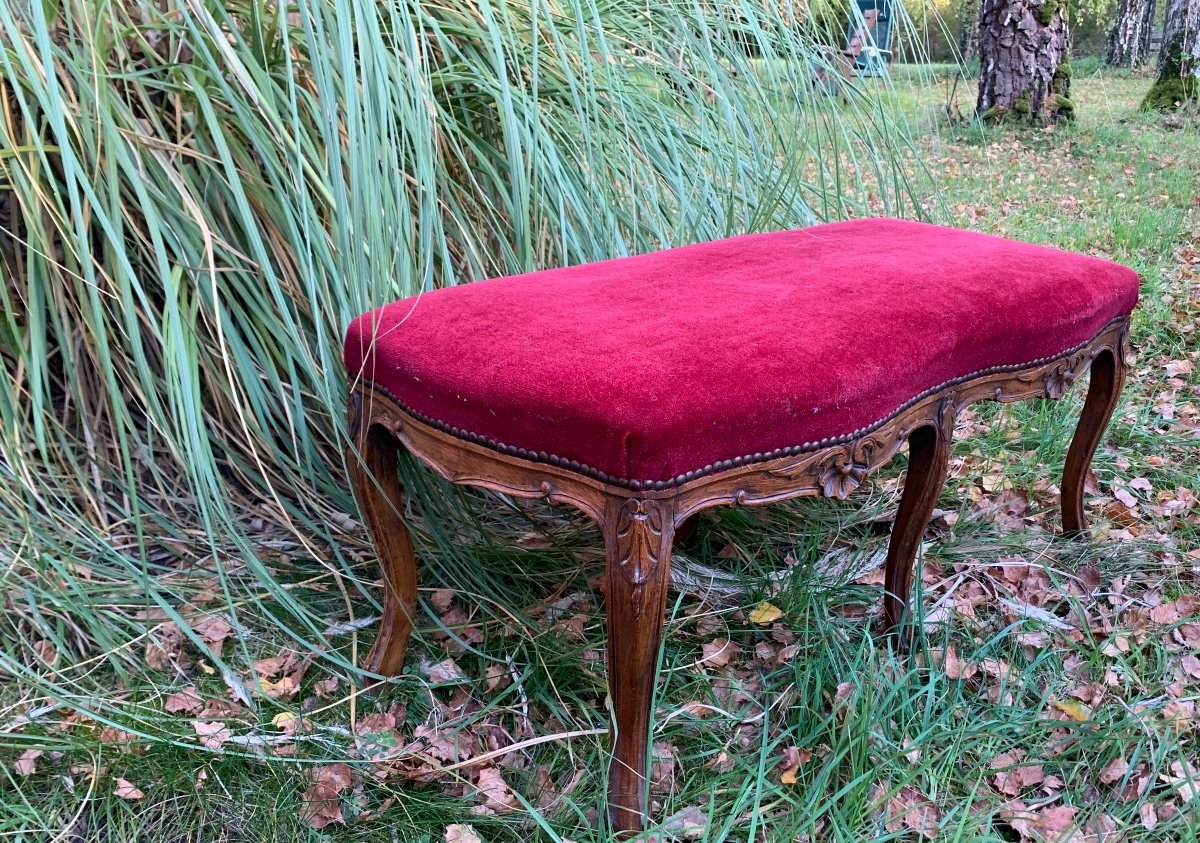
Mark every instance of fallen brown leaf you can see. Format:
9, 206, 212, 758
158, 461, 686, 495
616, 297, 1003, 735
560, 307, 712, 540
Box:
931, 645, 977, 680
253, 650, 298, 678
444, 824, 483, 843
164, 687, 203, 715
476, 766, 518, 813
272, 712, 300, 734
650, 741, 677, 794
300, 764, 356, 830
191, 720, 232, 749
700, 638, 736, 668
424, 658, 466, 684
312, 676, 340, 698
114, 778, 144, 800
145, 622, 190, 672
431, 589, 456, 614
1099, 757, 1128, 785
1160, 760, 1200, 802
778, 746, 811, 785
192, 615, 234, 658
884, 785, 942, 839
14, 749, 41, 776
992, 750, 1044, 797
1033, 804, 1080, 840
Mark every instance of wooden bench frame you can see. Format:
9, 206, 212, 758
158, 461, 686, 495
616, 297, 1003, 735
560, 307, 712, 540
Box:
346, 315, 1128, 834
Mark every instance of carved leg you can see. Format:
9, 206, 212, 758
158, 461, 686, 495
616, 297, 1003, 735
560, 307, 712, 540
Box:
883, 423, 951, 644
602, 496, 676, 835
347, 393, 419, 675
1062, 350, 1124, 537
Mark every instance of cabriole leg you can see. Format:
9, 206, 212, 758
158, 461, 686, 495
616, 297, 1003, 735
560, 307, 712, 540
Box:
601, 496, 676, 835
1062, 350, 1125, 536
883, 423, 951, 645
347, 392, 419, 676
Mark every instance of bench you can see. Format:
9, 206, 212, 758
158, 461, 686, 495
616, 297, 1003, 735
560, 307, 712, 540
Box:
342, 218, 1138, 833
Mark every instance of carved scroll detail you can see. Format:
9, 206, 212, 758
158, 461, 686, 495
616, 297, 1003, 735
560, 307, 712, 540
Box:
760, 434, 891, 499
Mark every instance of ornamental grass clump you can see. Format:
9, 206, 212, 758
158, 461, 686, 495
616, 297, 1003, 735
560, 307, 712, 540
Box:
0, 0, 930, 738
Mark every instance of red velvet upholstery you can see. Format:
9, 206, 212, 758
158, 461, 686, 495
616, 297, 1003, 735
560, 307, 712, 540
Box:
344, 219, 1138, 488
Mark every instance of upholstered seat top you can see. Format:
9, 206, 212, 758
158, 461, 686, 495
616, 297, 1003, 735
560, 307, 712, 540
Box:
344, 218, 1138, 488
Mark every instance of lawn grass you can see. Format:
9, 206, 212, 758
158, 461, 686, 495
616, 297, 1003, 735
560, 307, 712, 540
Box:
2, 68, 1198, 842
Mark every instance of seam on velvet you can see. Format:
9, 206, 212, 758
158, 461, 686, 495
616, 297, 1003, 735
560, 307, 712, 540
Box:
354, 315, 1129, 492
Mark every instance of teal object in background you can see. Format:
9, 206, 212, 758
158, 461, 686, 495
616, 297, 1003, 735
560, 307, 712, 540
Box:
849, 0, 893, 75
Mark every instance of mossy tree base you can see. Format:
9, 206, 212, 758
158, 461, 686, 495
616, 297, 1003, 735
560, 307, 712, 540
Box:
1141, 74, 1198, 109
981, 92, 1076, 124
1143, 0, 1200, 110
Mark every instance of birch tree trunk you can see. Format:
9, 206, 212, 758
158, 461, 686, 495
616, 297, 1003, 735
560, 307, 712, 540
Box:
1143, 0, 1200, 108
976, 0, 1074, 124
1106, 0, 1157, 67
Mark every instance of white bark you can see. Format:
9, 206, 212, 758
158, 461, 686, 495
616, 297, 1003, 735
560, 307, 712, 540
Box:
1107, 0, 1156, 67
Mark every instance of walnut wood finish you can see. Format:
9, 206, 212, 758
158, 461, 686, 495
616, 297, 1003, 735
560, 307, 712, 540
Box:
602, 496, 676, 831
1062, 348, 1126, 535
882, 402, 952, 646
347, 391, 419, 675
345, 316, 1128, 834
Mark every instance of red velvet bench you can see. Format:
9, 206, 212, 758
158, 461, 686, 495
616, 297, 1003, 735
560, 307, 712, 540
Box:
343, 218, 1138, 833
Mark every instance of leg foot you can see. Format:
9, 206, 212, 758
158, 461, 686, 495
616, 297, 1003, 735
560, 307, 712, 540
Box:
883, 423, 950, 645
1062, 350, 1124, 537
602, 497, 676, 835
347, 393, 419, 676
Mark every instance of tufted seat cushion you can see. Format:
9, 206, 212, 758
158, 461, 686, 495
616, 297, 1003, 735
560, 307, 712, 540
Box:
344, 219, 1139, 489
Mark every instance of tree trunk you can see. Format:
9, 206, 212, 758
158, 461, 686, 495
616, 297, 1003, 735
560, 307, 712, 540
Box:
1106, 0, 1157, 67
1142, 0, 1200, 108
976, 0, 1074, 124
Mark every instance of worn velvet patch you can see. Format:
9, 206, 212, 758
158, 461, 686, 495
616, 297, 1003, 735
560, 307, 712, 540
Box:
344, 218, 1139, 484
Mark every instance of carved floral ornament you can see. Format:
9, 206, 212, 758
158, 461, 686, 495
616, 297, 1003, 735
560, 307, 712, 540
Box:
1045, 363, 1078, 400
1043, 348, 1096, 400
816, 438, 879, 499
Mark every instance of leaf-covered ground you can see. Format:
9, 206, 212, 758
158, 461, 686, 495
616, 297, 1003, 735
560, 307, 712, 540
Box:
2, 69, 1198, 842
